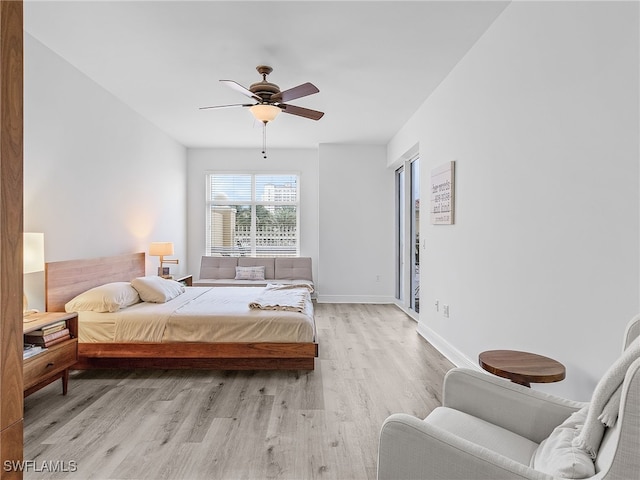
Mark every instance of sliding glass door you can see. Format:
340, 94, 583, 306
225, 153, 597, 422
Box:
395, 157, 420, 315
395, 167, 405, 301
410, 159, 420, 313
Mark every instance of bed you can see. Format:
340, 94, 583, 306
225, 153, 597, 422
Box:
45, 252, 318, 370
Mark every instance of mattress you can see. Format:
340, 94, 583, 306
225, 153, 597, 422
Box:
77, 286, 315, 343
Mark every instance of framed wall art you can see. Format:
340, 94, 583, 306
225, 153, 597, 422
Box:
431, 161, 455, 225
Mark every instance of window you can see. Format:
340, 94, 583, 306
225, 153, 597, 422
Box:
206, 173, 300, 257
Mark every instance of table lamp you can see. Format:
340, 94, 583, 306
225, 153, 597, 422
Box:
149, 241, 179, 276
23, 232, 44, 320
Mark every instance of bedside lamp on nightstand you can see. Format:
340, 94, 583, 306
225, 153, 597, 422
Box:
23, 232, 45, 322
149, 241, 179, 277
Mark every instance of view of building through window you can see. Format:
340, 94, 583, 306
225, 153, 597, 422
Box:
206, 173, 300, 257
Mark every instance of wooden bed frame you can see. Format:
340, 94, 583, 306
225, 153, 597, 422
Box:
45, 252, 318, 370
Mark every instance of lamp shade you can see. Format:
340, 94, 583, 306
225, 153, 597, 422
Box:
23, 233, 45, 274
249, 104, 281, 123
149, 242, 174, 257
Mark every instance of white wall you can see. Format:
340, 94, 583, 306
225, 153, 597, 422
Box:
318, 144, 395, 303
24, 34, 187, 310
186, 148, 320, 282
388, 1, 639, 400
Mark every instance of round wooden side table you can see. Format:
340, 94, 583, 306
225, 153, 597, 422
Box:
479, 350, 566, 387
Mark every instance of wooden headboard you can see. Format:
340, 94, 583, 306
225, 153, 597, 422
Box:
45, 252, 146, 312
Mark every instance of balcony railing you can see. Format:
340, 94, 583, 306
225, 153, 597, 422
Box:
210, 225, 298, 257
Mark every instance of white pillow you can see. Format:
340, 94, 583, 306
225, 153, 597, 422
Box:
235, 266, 265, 281
531, 406, 595, 479
65, 282, 140, 313
131, 276, 185, 303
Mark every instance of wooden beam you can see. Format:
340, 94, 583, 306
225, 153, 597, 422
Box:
0, 1, 23, 478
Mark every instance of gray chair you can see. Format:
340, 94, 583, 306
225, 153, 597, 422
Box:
378, 315, 640, 480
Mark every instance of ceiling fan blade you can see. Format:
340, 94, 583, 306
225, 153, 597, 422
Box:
280, 104, 324, 121
220, 80, 261, 101
272, 82, 319, 103
199, 103, 253, 110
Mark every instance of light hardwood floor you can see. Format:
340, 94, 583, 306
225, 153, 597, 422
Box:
23, 303, 454, 480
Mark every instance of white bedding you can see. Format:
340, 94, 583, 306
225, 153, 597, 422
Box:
77, 286, 315, 344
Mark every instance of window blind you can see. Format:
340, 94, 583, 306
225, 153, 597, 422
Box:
206, 173, 299, 257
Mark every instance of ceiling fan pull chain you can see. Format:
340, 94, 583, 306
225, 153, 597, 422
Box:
262, 121, 268, 159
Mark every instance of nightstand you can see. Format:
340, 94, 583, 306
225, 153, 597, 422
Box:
175, 274, 193, 286
23, 312, 78, 397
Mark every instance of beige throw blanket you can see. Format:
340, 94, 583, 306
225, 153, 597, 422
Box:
249, 284, 312, 313
572, 338, 640, 458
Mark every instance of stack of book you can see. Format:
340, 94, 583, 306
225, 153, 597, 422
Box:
24, 320, 71, 348
23, 344, 45, 359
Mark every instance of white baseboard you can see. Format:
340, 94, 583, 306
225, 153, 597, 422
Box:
416, 322, 479, 371
316, 294, 396, 304
393, 301, 419, 322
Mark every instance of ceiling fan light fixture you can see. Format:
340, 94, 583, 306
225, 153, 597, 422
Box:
250, 104, 281, 123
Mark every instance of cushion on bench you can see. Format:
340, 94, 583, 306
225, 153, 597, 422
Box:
275, 257, 312, 281
238, 257, 275, 279
199, 257, 237, 279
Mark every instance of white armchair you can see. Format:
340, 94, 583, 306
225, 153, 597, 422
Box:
378, 315, 640, 480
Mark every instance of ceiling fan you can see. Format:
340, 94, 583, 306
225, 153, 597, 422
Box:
200, 65, 324, 121
200, 65, 324, 158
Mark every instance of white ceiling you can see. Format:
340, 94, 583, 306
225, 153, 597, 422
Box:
24, 1, 509, 149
